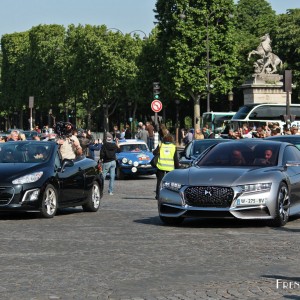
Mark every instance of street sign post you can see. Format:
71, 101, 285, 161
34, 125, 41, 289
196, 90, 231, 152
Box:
151, 100, 163, 128
151, 100, 163, 113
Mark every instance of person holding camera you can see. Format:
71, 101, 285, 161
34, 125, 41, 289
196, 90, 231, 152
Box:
56, 122, 83, 160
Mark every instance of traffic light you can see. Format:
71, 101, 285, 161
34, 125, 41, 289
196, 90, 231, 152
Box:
153, 82, 160, 100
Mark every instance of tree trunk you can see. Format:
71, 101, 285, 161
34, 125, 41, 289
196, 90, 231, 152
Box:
190, 93, 201, 130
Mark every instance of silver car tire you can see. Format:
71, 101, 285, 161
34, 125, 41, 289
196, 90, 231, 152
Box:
82, 181, 101, 212
160, 215, 184, 226
40, 184, 58, 218
270, 182, 290, 227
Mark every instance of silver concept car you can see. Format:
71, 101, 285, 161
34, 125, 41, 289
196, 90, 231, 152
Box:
158, 140, 300, 227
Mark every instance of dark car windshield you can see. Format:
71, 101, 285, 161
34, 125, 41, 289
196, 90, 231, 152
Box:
192, 140, 229, 156
196, 141, 280, 167
0, 141, 53, 163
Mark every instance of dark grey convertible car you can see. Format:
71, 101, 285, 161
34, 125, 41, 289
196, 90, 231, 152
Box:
158, 139, 300, 227
0, 141, 103, 218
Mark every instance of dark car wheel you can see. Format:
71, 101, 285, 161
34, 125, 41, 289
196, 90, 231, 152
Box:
82, 182, 101, 212
159, 215, 184, 226
269, 182, 290, 227
40, 184, 58, 218
116, 166, 125, 180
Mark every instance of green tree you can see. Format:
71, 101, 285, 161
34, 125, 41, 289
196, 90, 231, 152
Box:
1, 31, 30, 128
28, 24, 66, 124
155, 0, 238, 129
272, 9, 300, 103
65, 25, 144, 130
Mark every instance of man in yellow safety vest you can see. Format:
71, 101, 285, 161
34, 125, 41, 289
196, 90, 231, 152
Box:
153, 133, 180, 200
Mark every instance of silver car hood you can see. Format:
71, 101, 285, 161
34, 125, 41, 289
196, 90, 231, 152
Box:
166, 166, 274, 186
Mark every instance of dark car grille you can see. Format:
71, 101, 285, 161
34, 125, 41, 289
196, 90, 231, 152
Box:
0, 187, 14, 205
184, 186, 234, 207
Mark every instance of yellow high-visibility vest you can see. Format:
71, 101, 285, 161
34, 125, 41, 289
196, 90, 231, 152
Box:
157, 143, 176, 171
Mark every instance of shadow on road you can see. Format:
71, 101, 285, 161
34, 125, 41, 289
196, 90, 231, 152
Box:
0, 207, 85, 220
134, 215, 274, 228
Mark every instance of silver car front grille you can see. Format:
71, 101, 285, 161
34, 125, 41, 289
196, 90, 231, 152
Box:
184, 186, 234, 207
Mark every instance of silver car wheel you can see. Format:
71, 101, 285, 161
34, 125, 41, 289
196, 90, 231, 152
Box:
40, 184, 58, 218
270, 183, 290, 227
278, 184, 290, 224
82, 182, 101, 212
91, 183, 101, 209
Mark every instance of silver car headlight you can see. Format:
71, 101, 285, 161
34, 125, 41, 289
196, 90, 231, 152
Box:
133, 161, 139, 167
162, 181, 182, 192
122, 157, 128, 164
12, 172, 43, 184
238, 183, 272, 194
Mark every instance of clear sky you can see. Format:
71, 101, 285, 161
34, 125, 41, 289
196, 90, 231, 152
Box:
0, 0, 298, 39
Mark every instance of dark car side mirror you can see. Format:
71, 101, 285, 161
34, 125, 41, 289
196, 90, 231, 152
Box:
60, 159, 74, 172
179, 151, 185, 158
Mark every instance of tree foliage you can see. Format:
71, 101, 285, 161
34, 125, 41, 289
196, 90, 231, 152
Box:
1, 32, 30, 127
28, 25, 66, 111
155, 0, 238, 128
0, 1, 300, 131
272, 9, 300, 102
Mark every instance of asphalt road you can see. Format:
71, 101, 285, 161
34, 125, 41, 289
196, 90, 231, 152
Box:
0, 174, 300, 300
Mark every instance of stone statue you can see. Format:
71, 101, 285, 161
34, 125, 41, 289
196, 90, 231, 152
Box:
248, 33, 283, 74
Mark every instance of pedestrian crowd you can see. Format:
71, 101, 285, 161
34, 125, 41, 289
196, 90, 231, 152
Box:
179, 121, 300, 145
225, 122, 300, 139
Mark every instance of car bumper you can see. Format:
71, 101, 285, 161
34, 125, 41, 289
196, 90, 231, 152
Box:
0, 186, 41, 212
0, 203, 40, 212
119, 165, 156, 176
158, 188, 273, 220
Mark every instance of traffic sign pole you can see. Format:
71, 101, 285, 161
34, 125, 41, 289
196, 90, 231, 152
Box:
151, 100, 162, 129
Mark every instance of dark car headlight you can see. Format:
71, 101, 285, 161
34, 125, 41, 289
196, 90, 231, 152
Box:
12, 172, 43, 184
162, 181, 182, 192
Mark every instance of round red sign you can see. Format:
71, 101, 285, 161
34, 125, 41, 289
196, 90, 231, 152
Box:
151, 100, 163, 112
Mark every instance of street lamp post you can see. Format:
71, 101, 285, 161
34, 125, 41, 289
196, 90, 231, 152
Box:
107, 28, 124, 34
74, 97, 77, 128
128, 101, 133, 137
228, 90, 234, 111
108, 28, 148, 40
129, 30, 148, 40
175, 100, 180, 146
48, 109, 52, 128
206, 15, 212, 113
103, 103, 109, 140
179, 8, 232, 115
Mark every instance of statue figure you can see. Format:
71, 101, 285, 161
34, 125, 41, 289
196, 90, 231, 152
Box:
248, 33, 283, 74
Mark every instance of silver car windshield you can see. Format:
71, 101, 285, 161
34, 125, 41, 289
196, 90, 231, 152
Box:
197, 142, 280, 167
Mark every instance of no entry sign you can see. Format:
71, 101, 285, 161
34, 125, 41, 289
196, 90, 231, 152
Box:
151, 100, 163, 112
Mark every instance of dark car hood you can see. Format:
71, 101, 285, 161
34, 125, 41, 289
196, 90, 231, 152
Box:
165, 166, 274, 186
0, 163, 43, 182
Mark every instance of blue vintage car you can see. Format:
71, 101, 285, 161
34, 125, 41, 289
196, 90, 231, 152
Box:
116, 139, 156, 179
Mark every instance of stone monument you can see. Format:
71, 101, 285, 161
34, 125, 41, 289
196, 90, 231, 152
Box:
241, 33, 289, 105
